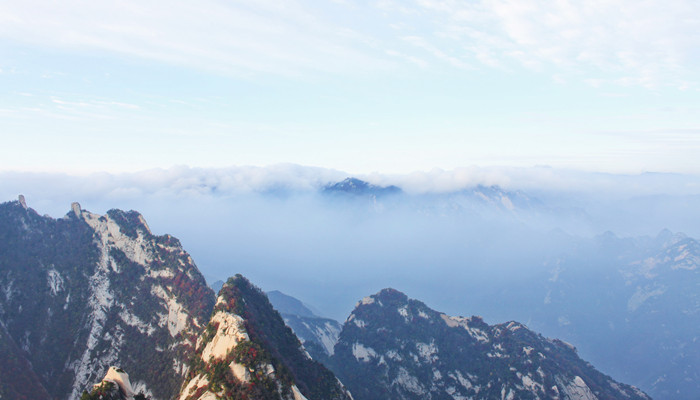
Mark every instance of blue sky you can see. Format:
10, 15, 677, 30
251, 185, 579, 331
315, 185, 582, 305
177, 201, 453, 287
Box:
1, 0, 700, 174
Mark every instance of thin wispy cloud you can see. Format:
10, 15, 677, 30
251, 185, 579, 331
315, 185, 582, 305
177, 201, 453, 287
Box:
1, 0, 698, 87
0, 0, 391, 77
408, 0, 700, 87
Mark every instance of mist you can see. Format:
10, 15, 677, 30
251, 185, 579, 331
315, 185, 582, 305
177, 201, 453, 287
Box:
2, 165, 698, 323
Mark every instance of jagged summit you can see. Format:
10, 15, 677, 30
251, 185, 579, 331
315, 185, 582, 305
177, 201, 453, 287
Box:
329, 290, 650, 400
178, 274, 351, 400
81, 366, 137, 400
0, 199, 215, 400
71, 201, 82, 216
371, 288, 408, 302
17, 194, 27, 209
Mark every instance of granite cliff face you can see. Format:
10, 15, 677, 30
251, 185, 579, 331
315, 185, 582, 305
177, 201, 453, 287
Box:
0, 197, 215, 399
178, 275, 352, 400
81, 366, 140, 400
327, 288, 651, 400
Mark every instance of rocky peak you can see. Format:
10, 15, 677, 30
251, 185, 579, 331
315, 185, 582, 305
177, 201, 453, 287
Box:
105, 209, 153, 238
329, 290, 651, 400
81, 367, 150, 400
71, 201, 82, 217
179, 275, 351, 400
17, 194, 27, 209
95, 366, 136, 400
373, 288, 408, 304
106, 367, 135, 397
0, 199, 215, 400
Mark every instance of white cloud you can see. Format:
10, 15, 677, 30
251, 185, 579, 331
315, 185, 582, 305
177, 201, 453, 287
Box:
2, 165, 699, 206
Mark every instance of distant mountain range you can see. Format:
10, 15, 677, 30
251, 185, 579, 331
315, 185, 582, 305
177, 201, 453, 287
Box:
267, 290, 342, 363
528, 230, 700, 399
320, 178, 590, 231
0, 196, 688, 400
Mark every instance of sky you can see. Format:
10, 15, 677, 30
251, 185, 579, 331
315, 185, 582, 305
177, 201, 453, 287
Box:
1, 0, 700, 175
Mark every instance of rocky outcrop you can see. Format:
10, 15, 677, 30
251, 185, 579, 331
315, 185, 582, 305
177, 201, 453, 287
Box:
328, 288, 650, 400
0, 198, 215, 400
179, 275, 352, 400
82, 366, 137, 400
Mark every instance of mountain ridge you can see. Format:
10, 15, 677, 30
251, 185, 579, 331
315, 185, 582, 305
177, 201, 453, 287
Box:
327, 287, 651, 400
178, 275, 352, 400
0, 197, 215, 399
0, 197, 678, 399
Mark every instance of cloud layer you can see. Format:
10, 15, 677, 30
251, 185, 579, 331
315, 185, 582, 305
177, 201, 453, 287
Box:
3, 163, 700, 320
2, 164, 699, 208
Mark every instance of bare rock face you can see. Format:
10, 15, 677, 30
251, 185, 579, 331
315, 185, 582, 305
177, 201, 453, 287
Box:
71, 201, 82, 216
101, 366, 136, 399
0, 200, 216, 400
17, 194, 27, 209
328, 288, 651, 400
83, 366, 136, 400
179, 275, 352, 400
